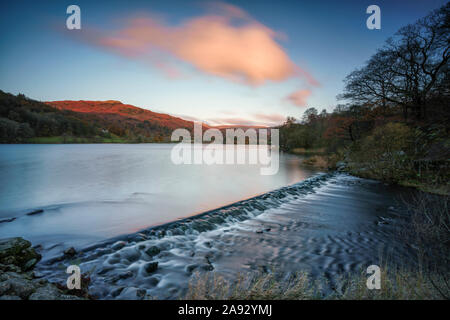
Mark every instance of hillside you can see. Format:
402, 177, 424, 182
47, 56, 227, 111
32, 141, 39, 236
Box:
0, 91, 196, 143
0, 91, 272, 144
46, 100, 194, 131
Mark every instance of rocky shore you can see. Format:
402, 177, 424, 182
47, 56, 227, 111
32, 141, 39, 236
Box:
0, 237, 87, 300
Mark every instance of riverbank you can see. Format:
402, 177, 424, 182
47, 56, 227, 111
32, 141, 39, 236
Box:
297, 152, 449, 196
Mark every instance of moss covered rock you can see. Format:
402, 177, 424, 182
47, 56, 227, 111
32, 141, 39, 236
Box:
0, 237, 41, 271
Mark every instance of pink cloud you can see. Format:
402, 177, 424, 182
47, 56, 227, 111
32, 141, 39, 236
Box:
206, 117, 267, 127
205, 112, 286, 127
88, 3, 318, 88
252, 113, 286, 124
287, 89, 311, 107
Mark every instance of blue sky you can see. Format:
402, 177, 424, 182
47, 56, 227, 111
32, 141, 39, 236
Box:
0, 0, 447, 126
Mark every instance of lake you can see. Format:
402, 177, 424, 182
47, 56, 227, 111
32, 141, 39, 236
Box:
0, 144, 415, 299
0, 144, 318, 251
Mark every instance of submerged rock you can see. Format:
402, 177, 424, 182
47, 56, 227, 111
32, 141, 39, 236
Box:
144, 246, 160, 257
117, 287, 147, 300
26, 209, 44, 216
111, 241, 127, 251
0, 218, 16, 224
63, 247, 76, 257
144, 262, 158, 274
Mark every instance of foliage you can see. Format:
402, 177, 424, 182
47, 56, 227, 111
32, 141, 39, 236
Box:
0, 90, 181, 143
278, 4, 449, 193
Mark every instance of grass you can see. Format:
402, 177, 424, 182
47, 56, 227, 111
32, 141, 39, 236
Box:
398, 180, 450, 196
183, 267, 447, 300
25, 135, 136, 144
346, 164, 450, 196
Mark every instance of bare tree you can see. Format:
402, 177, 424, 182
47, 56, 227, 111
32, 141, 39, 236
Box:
340, 3, 449, 120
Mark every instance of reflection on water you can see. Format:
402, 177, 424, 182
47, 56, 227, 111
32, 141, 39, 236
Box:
0, 144, 318, 249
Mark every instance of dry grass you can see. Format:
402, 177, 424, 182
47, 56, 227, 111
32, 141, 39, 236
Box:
183, 267, 447, 300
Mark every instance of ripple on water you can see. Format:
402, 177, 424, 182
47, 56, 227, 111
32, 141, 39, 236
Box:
36, 173, 415, 299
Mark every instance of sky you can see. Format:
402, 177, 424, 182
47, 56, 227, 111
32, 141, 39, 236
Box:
0, 0, 447, 126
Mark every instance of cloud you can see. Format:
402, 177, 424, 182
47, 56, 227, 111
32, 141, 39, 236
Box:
72, 2, 319, 107
251, 113, 286, 124
286, 89, 311, 107
205, 112, 286, 127
84, 2, 317, 90
206, 117, 267, 127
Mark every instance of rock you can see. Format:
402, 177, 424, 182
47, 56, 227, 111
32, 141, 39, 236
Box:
136, 288, 146, 299
26, 209, 44, 216
0, 263, 21, 273
0, 237, 41, 272
111, 271, 133, 282
185, 264, 198, 273
97, 266, 113, 275
144, 262, 158, 274
133, 233, 147, 242
204, 241, 212, 248
199, 263, 214, 271
336, 161, 347, 171
32, 271, 45, 279
121, 247, 141, 262
0, 218, 16, 224
146, 276, 159, 286
110, 286, 125, 298
144, 246, 160, 257
157, 230, 166, 238
64, 247, 76, 257
0, 238, 87, 300
117, 287, 145, 300
0, 295, 21, 300
23, 258, 38, 271
29, 283, 83, 300
111, 241, 127, 251
28, 285, 59, 300
0, 237, 31, 258
0, 273, 37, 299
106, 256, 120, 265
256, 230, 263, 234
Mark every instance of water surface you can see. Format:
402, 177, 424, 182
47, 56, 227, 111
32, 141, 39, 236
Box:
0, 144, 317, 250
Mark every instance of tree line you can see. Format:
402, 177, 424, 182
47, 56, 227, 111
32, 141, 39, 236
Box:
278, 4, 449, 191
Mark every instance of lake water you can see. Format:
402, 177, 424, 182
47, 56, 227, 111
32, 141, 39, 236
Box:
0, 144, 318, 251
0, 144, 415, 299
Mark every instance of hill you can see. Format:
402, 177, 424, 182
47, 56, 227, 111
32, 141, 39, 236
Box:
0, 91, 196, 143
46, 100, 194, 131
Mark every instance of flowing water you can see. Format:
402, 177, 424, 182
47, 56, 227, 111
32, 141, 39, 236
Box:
0, 144, 415, 299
